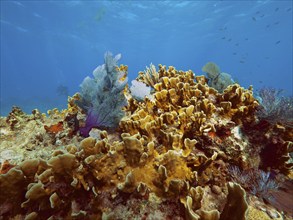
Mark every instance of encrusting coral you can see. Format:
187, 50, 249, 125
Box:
0, 53, 292, 219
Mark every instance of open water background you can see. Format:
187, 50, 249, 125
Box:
1, 0, 292, 115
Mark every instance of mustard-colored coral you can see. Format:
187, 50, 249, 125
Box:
137, 63, 160, 88
0, 63, 292, 220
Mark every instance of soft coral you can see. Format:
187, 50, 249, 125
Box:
77, 52, 128, 137
79, 108, 103, 137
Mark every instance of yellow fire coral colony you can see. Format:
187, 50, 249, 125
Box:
0, 64, 292, 219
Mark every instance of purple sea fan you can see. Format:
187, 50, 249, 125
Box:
79, 108, 103, 137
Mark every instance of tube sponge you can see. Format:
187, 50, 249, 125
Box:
77, 52, 128, 137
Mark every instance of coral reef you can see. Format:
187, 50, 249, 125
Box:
0, 95, 82, 165
0, 56, 292, 219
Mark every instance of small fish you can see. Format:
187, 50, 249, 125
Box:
264, 56, 270, 59
235, 43, 239, 46
266, 24, 270, 28
252, 16, 256, 21
245, 38, 248, 40
233, 52, 237, 55
256, 11, 260, 14
259, 80, 263, 83
228, 38, 232, 42
221, 37, 226, 39
260, 14, 265, 17
275, 7, 279, 12
274, 21, 280, 25
287, 8, 292, 12
275, 40, 281, 44
239, 60, 245, 63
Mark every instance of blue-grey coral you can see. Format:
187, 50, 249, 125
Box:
77, 52, 128, 136
201, 62, 235, 93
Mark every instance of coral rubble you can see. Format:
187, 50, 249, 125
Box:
0, 54, 292, 219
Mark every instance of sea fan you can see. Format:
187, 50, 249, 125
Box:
256, 87, 293, 126
77, 52, 128, 137
250, 170, 279, 197
229, 166, 279, 199
228, 166, 251, 189
79, 108, 102, 137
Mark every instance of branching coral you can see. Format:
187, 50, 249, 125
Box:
76, 52, 128, 136
120, 64, 258, 168
137, 63, 160, 88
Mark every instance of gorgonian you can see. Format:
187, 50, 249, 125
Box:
229, 166, 279, 198
256, 87, 293, 127
76, 52, 128, 137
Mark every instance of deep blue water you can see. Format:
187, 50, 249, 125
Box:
1, 0, 292, 116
